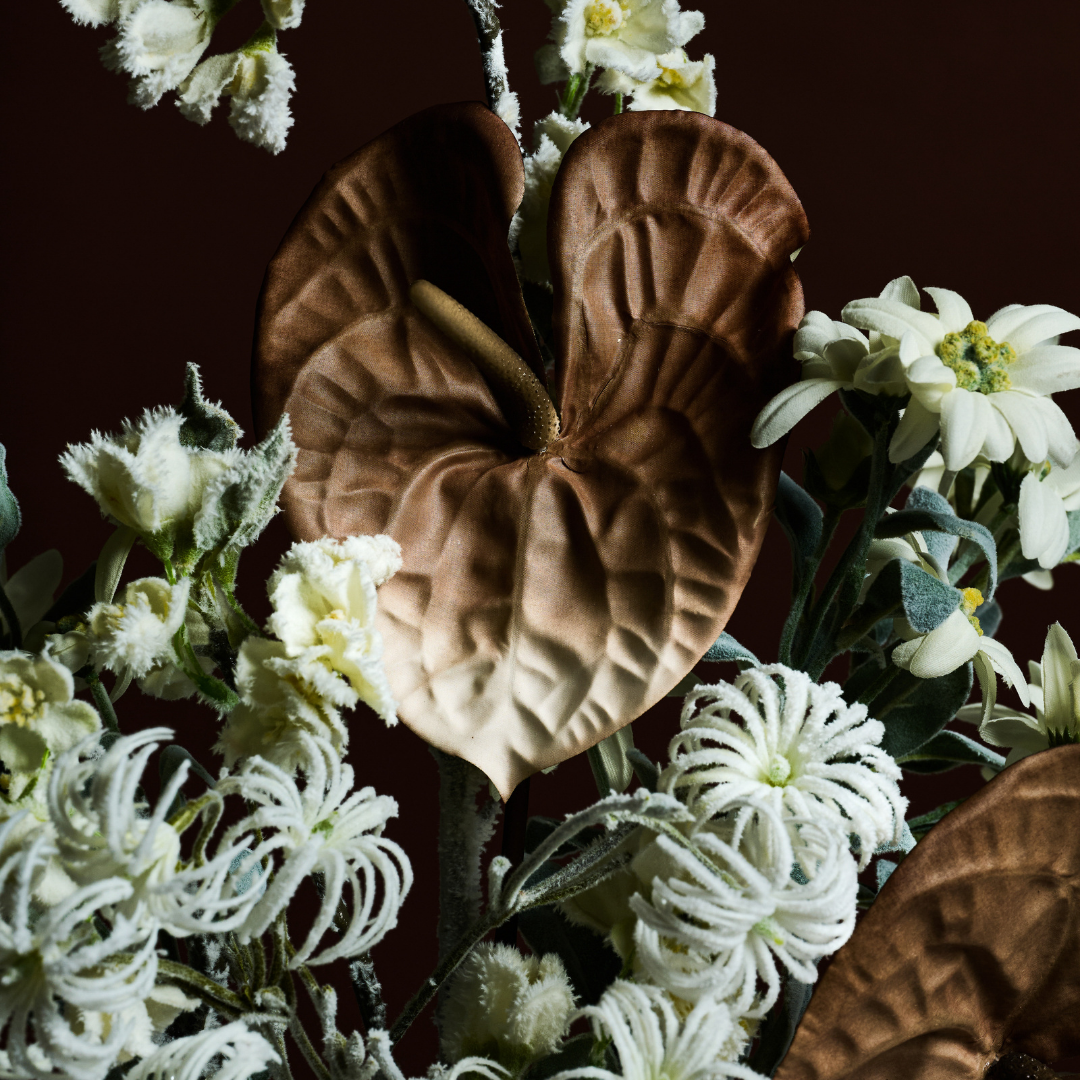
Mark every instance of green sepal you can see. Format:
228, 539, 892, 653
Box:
0, 443, 21, 555
159, 743, 216, 791
517, 905, 621, 1007
177, 363, 240, 452
803, 444, 873, 510
897, 728, 1006, 773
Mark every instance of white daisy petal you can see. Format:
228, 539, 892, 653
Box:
750, 378, 845, 448
984, 303, 1058, 342
888, 400, 940, 463
924, 287, 974, 332
1008, 345, 1080, 395
989, 391, 1050, 464
841, 298, 943, 354
1019, 473, 1071, 568
939, 389, 989, 472
995, 308, 1080, 353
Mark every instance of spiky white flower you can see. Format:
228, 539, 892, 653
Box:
48, 728, 260, 937
86, 576, 190, 680
629, 798, 856, 1017
266, 534, 402, 723
513, 111, 590, 284
0, 650, 100, 775
58, 0, 142, 28
538, 0, 705, 84
441, 943, 576, 1070
260, 0, 304, 30
219, 734, 412, 966
0, 822, 158, 1080
125, 1018, 280, 1080
661, 665, 905, 866
60, 407, 237, 538
215, 636, 349, 770
549, 981, 761, 1080
0, 768, 75, 905
1018, 454, 1080, 570
102, 0, 216, 109
597, 49, 715, 114
842, 284, 1080, 472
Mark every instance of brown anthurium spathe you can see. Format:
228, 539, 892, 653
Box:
775, 744, 1080, 1080
253, 102, 807, 797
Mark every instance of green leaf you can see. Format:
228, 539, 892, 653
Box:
874, 663, 973, 759
0, 443, 21, 555
94, 525, 138, 604
774, 471, 823, 596
527, 1034, 594, 1080
159, 744, 216, 790
177, 364, 240, 451
625, 748, 658, 793
44, 562, 98, 624
525, 816, 601, 859
907, 799, 963, 840
902, 487, 958, 567
858, 558, 960, 636
897, 728, 1005, 773
517, 905, 621, 1006
745, 974, 813, 1076
702, 631, 760, 667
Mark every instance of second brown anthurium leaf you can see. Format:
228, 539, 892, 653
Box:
253, 102, 808, 797
775, 744, 1080, 1080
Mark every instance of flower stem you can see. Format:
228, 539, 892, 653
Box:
86, 670, 120, 733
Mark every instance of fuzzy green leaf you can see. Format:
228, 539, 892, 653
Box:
0, 443, 21, 555
774, 471, 823, 596
897, 728, 1006, 772
702, 631, 760, 667
875, 663, 974, 759
177, 364, 240, 452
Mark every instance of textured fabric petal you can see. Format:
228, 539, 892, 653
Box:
1008, 345, 1080, 395
939, 390, 988, 472
906, 355, 956, 411
978, 401, 1015, 462
1018, 473, 1070, 569
993, 308, 1080, 353
980, 713, 1046, 751
984, 302, 1055, 342
888, 400, 940, 463
840, 299, 943, 355
901, 612, 980, 679
979, 636, 1030, 707
1039, 622, 1078, 731
750, 378, 843, 447
924, 287, 973, 332
877, 275, 920, 309
989, 391, 1049, 464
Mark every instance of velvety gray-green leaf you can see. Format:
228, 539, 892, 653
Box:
625, 748, 658, 793
897, 728, 1005, 770
159, 744, 216, 790
875, 662, 973, 759
903, 487, 959, 567
177, 364, 240, 452
774, 471, 823, 594
0, 443, 21, 555
702, 631, 760, 667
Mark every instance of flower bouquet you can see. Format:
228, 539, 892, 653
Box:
2, 2, 1079, 1079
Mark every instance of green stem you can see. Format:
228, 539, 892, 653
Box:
613, 92, 623, 114
560, 65, 594, 119
156, 957, 246, 1017
0, 579, 21, 649
778, 506, 842, 667
86, 671, 120, 733
586, 745, 613, 798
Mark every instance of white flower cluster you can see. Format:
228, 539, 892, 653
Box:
59, 0, 299, 153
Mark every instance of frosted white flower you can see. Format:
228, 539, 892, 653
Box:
441, 943, 576, 1070
0, 650, 100, 775
751, 278, 916, 449
102, 0, 217, 109
0, 823, 158, 1080
661, 665, 905, 865
49, 728, 260, 937
216, 635, 349, 770
125, 1018, 280, 1080
0, 768, 75, 905
629, 798, 856, 1016
539, 0, 705, 84
549, 981, 762, 1080
59, 0, 142, 28
220, 734, 412, 966
598, 49, 715, 114
136, 653, 212, 700
86, 576, 190, 680
842, 284, 1080, 472
0, 550, 62, 643
964, 622, 1080, 765
267, 534, 401, 722
1018, 454, 1080, 569
260, 0, 305, 30
61, 406, 236, 538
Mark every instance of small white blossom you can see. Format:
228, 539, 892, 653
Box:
629, 799, 856, 1017
1018, 455, 1080, 569
58, 0, 142, 28
260, 0, 305, 30
86, 576, 190, 680
102, 0, 216, 109
220, 734, 412, 966
441, 943, 576, 1070
661, 664, 906, 865
126, 1018, 280, 1080
549, 981, 761, 1080
843, 284, 1080, 471
0, 650, 100, 775
0, 823, 158, 1080
598, 49, 715, 114
48, 728, 260, 937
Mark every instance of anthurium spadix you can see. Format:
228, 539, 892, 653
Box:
253, 103, 809, 797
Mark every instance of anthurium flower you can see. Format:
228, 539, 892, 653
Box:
253, 103, 808, 796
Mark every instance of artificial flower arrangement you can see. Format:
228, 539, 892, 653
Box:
2, 2, 1079, 1079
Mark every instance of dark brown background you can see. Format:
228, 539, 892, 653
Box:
3, 1, 1078, 1074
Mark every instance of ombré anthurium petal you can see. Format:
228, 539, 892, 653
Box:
775, 745, 1080, 1080
253, 102, 808, 797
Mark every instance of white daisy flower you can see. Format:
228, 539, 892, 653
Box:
125, 1018, 280, 1080
549, 980, 762, 1080
597, 49, 716, 114
842, 284, 1080, 473
660, 665, 906, 865
48, 728, 260, 937
441, 943, 576, 1071
86, 576, 190, 680
1018, 454, 1080, 570
0, 823, 158, 1080
219, 734, 412, 966
629, 798, 856, 1017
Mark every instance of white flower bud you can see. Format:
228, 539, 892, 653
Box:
87, 576, 190, 679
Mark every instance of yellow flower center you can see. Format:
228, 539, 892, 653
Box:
936, 320, 1015, 394
584, 0, 626, 34
0, 677, 46, 727
658, 64, 686, 88
960, 587, 984, 635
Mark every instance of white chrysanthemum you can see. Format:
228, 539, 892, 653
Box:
48, 728, 260, 937
751, 278, 916, 449
102, 0, 216, 108
513, 111, 590, 284
219, 734, 412, 966
1018, 454, 1080, 569
59, 0, 142, 28
0, 823, 158, 1080
539, 0, 705, 83
86, 576, 190, 680
216, 636, 349, 770
549, 981, 761, 1080
842, 284, 1080, 472
0, 549, 62, 644
630, 799, 855, 1016
441, 943, 576, 1070
61, 406, 237, 537
661, 665, 905, 865
0, 650, 100, 775
266, 534, 401, 722
125, 1018, 280, 1080
598, 49, 716, 114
